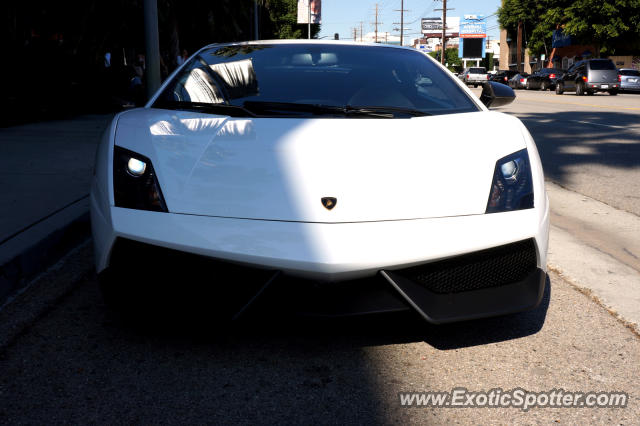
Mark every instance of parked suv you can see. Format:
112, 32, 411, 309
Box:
459, 67, 488, 87
556, 59, 620, 96
619, 68, 640, 93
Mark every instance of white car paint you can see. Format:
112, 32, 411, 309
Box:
112, 108, 528, 223
92, 107, 548, 277
90, 40, 549, 322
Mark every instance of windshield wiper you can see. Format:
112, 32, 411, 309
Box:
153, 100, 256, 117
155, 100, 432, 119
345, 105, 432, 117
242, 101, 430, 118
242, 101, 358, 116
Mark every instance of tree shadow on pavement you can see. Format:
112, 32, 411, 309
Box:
510, 110, 640, 185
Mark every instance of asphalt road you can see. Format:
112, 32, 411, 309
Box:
489, 88, 640, 216
0, 243, 638, 424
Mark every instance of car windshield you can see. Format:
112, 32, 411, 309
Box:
153, 43, 479, 118
589, 60, 616, 70
620, 69, 640, 76
469, 68, 486, 74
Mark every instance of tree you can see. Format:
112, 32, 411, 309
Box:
429, 48, 462, 71
499, 0, 640, 56
264, 0, 321, 39
561, 0, 640, 54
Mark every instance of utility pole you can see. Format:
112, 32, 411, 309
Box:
441, 0, 447, 65
373, 3, 380, 43
435, 0, 454, 65
393, 0, 409, 46
360, 21, 364, 42
308, 1, 311, 39
353, 27, 358, 41
143, 0, 161, 100
254, 0, 259, 40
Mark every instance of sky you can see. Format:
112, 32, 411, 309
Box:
316, 0, 502, 44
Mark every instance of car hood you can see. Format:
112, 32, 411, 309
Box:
114, 108, 527, 223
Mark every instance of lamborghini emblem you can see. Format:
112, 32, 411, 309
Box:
321, 197, 337, 210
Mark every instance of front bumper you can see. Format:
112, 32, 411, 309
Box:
103, 237, 546, 324
92, 191, 549, 323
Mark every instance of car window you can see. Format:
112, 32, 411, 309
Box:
154, 44, 480, 117
620, 69, 640, 76
589, 60, 616, 70
469, 67, 486, 74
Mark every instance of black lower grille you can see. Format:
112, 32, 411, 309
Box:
393, 239, 538, 294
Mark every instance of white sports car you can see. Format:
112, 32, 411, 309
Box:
90, 40, 549, 324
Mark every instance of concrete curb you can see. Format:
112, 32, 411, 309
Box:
0, 198, 91, 307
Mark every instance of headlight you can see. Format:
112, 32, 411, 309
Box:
113, 146, 167, 212
486, 149, 534, 213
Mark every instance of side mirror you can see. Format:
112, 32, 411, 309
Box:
480, 81, 516, 108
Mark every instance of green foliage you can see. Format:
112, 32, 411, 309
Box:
265, 0, 321, 39
498, 0, 640, 55
428, 48, 462, 71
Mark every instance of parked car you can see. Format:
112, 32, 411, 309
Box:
526, 68, 563, 91
556, 59, 620, 95
91, 40, 549, 324
459, 67, 489, 87
491, 70, 519, 85
508, 73, 530, 90
619, 68, 640, 93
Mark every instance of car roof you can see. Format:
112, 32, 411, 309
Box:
199, 39, 418, 53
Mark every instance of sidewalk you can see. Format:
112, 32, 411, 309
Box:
546, 181, 640, 333
0, 114, 112, 302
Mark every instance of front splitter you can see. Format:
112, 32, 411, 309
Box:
381, 268, 547, 324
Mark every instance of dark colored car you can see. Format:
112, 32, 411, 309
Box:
490, 70, 519, 85
619, 68, 640, 93
556, 59, 620, 96
526, 68, 563, 91
508, 73, 529, 90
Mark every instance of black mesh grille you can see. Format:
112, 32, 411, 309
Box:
394, 239, 538, 294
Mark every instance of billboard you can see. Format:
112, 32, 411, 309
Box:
297, 0, 321, 24
459, 15, 486, 59
461, 38, 483, 58
421, 18, 442, 33
421, 17, 459, 38
460, 16, 486, 38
